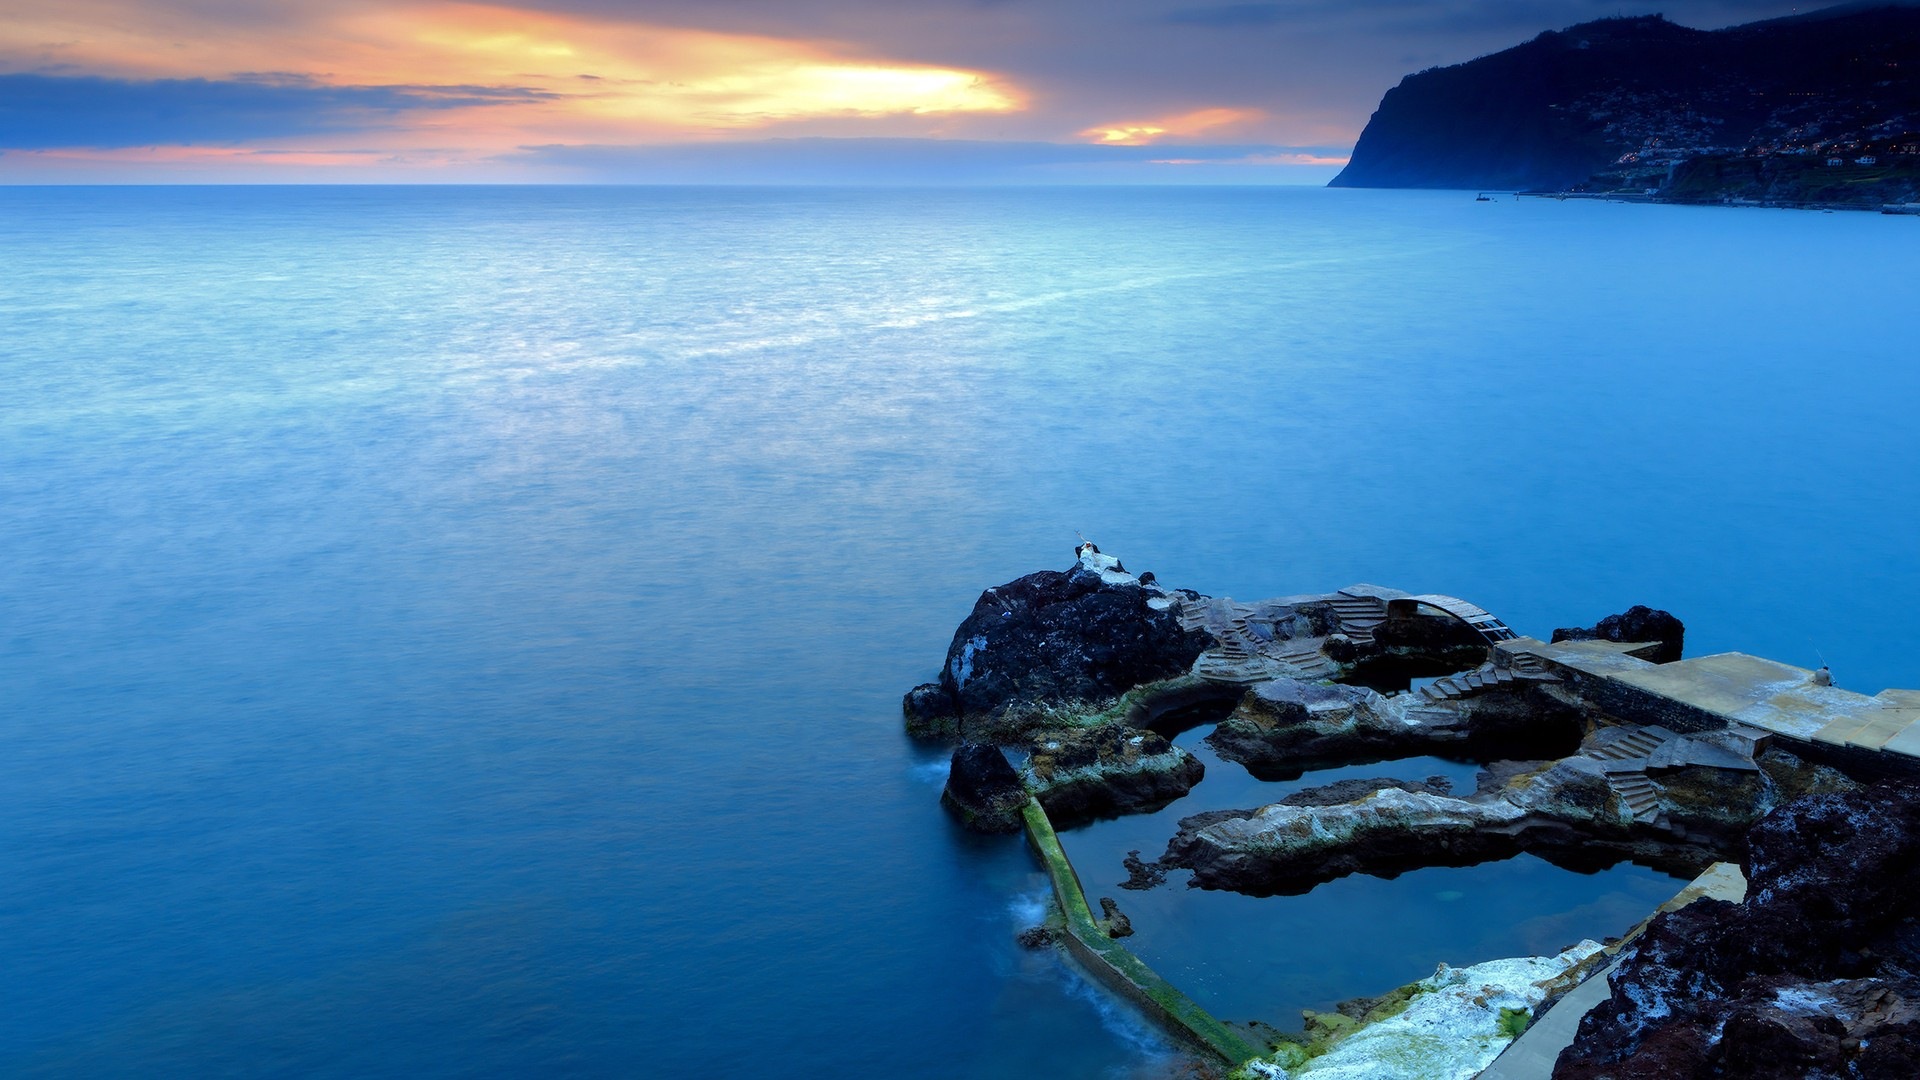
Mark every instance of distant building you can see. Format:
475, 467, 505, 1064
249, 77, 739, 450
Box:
1857, 155, 1879, 165
1828, 157, 1846, 166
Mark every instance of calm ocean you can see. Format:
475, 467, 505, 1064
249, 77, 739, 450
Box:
2, 186, 1915, 1077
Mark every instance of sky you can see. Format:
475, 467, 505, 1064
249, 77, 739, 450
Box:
0, 1, 1830, 183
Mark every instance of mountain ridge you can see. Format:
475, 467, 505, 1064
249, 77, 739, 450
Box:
1331, 3, 1920, 207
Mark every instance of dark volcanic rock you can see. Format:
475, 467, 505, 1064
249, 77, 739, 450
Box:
1369, 611, 1490, 661
1555, 782, 1920, 1079
1027, 723, 1204, 827
1016, 924, 1057, 949
902, 559, 1205, 738
939, 743, 1028, 833
1552, 604, 1685, 663
1120, 849, 1167, 891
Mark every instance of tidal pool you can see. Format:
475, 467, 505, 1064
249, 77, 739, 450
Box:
1058, 725, 1685, 1030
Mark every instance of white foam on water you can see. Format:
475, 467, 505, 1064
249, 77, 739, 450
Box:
1008, 887, 1051, 927
910, 759, 952, 786
1057, 962, 1176, 1063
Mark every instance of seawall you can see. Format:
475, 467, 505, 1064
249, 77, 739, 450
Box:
1020, 798, 1262, 1067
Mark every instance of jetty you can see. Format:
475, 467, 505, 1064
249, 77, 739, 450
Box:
1496, 636, 1920, 774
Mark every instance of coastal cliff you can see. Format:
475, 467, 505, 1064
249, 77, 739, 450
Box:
1331, 4, 1920, 207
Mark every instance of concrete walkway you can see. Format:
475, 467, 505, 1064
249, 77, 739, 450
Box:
1497, 637, 1920, 760
1477, 862, 1748, 1079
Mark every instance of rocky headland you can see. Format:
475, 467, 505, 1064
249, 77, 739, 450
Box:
912, 547, 1920, 1074
1331, 4, 1920, 210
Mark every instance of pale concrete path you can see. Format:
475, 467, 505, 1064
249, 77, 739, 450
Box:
1499, 637, 1920, 759
1476, 862, 1747, 1079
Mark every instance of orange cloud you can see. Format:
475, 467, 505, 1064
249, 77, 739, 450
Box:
0, 1, 1023, 151
1081, 106, 1266, 146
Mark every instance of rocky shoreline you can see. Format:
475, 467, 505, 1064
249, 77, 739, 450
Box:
911, 546, 1920, 1076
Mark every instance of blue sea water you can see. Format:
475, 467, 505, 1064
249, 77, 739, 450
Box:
1, 186, 1916, 1077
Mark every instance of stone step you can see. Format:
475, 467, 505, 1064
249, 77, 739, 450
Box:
1609, 771, 1661, 820
1597, 733, 1660, 749
1589, 737, 1666, 757
1419, 664, 1517, 701
1591, 727, 1667, 760
1330, 601, 1386, 622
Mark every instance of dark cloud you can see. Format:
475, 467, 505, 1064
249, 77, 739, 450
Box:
0, 74, 550, 150
509, 137, 1348, 184
500, 0, 1819, 142
1162, 4, 1288, 27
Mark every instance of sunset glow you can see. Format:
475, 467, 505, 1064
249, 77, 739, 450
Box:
1082, 107, 1267, 146
0, 0, 1394, 180
0, 1, 1023, 156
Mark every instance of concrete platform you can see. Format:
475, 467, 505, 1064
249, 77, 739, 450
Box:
1499, 638, 1920, 760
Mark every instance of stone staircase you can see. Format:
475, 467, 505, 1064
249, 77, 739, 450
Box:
1174, 595, 1219, 635
1419, 663, 1518, 702
1270, 641, 1339, 680
1508, 652, 1556, 678
1329, 592, 1388, 643
1182, 595, 1343, 684
1588, 726, 1676, 823
1182, 596, 1282, 684
1401, 702, 1465, 729
1609, 771, 1662, 822
1589, 727, 1667, 762
1192, 632, 1283, 685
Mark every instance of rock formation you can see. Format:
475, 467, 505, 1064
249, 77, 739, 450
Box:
1204, 676, 1586, 780
1026, 723, 1205, 827
939, 743, 1029, 833
910, 553, 1920, 1072
1159, 743, 1853, 896
1552, 605, 1686, 664
902, 546, 1205, 740
1556, 782, 1920, 1079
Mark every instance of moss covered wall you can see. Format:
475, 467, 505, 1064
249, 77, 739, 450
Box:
1021, 799, 1262, 1067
